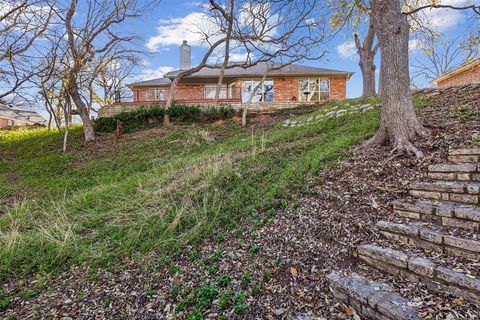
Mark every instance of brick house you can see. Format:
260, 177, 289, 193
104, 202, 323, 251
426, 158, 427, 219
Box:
104, 41, 353, 116
0, 102, 46, 128
433, 59, 480, 88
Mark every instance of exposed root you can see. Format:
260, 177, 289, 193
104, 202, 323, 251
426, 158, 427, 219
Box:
361, 123, 429, 158
391, 138, 424, 158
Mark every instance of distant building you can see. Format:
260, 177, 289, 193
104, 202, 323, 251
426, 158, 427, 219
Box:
433, 59, 480, 88
0, 102, 46, 127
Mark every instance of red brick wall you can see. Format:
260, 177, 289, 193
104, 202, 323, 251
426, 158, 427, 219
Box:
274, 77, 299, 102
131, 76, 348, 102
437, 65, 480, 88
133, 85, 204, 101
133, 87, 169, 101
175, 84, 204, 100
0, 117, 9, 127
329, 76, 347, 100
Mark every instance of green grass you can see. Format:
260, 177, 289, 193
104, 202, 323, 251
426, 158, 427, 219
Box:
0, 101, 381, 280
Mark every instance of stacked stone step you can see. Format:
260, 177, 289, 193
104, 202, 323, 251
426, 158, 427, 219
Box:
356, 245, 480, 307
327, 272, 419, 320
327, 148, 480, 316
448, 148, 480, 163
376, 220, 480, 259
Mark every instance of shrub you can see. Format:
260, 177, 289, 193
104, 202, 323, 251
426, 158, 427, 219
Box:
95, 104, 237, 133
201, 105, 236, 122
94, 106, 165, 133
168, 105, 201, 123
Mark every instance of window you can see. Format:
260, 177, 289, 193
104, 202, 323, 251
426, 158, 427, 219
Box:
241, 80, 274, 103
299, 78, 329, 102
204, 85, 228, 99
146, 88, 165, 101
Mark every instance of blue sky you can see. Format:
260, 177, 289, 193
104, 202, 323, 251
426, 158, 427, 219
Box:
127, 0, 479, 98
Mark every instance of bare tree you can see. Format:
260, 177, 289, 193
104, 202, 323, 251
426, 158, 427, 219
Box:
328, 1, 379, 98
93, 57, 139, 107
0, 0, 54, 101
411, 31, 479, 86
60, 0, 155, 142
354, 18, 380, 97
212, 0, 234, 106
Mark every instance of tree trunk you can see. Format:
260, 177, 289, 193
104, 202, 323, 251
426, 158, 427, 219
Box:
378, 60, 382, 97
67, 82, 95, 142
354, 18, 378, 98
359, 54, 376, 98
242, 73, 268, 127
164, 77, 180, 126
366, 0, 428, 157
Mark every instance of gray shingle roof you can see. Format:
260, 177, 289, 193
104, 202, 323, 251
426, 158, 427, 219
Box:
127, 78, 172, 87
0, 103, 46, 125
129, 62, 353, 87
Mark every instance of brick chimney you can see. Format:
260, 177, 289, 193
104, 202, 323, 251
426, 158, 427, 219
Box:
180, 40, 191, 70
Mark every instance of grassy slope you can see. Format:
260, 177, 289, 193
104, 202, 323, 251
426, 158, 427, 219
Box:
0, 99, 381, 279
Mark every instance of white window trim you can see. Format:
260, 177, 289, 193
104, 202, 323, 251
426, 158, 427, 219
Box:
241, 79, 274, 103
146, 88, 165, 101
298, 78, 330, 102
204, 84, 229, 99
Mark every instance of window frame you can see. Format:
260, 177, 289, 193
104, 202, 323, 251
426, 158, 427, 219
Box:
204, 84, 229, 99
145, 88, 165, 101
241, 79, 274, 103
298, 78, 330, 102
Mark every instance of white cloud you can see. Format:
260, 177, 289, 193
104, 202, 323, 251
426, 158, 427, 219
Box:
408, 0, 479, 32
146, 12, 219, 51
336, 41, 357, 60
146, 3, 279, 53
137, 66, 175, 80
409, 39, 422, 51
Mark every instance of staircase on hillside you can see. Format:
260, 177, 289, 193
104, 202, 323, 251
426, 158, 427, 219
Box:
327, 148, 480, 319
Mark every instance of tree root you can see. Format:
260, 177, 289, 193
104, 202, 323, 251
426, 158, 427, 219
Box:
361, 123, 429, 158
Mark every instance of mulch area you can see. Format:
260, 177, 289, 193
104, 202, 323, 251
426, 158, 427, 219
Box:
1, 86, 480, 319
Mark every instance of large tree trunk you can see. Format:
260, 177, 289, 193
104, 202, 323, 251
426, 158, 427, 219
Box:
68, 83, 95, 142
355, 20, 378, 98
367, 0, 428, 157
359, 54, 376, 98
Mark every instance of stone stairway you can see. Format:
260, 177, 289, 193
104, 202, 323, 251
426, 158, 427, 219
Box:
327, 148, 480, 319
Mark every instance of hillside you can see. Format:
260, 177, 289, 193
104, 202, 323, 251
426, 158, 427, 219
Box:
1, 86, 479, 319
0, 100, 379, 269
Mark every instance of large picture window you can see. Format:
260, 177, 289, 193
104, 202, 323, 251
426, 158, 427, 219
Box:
204, 85, 228, 99
146, 88, 165, 101
242, 80, 274, 103
299, 78, 329, 102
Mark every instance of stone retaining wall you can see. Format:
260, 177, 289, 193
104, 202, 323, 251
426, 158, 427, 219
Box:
327, 272, 419, 320
357, 245, 480, 307
393, 200, 480, 231
376, 221, 480, 259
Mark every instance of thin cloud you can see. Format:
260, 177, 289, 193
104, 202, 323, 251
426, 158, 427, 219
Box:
336, 40, 357, 60
136, 66, 176, 81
